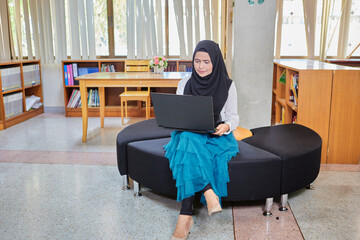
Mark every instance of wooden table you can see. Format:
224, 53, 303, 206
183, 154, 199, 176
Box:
76, 71, 191, 142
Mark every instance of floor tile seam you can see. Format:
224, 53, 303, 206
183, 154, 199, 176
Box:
0, 161, 116, 167
0, 150, 117, 166
288, 202, 305, 240
232, 203, 236, 240
0, 149, 115, 154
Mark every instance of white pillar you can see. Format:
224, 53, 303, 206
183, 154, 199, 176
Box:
232, 1, 277, 129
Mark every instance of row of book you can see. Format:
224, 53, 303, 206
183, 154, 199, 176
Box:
164, 65, 192, 72
178, 65, 192, 72
1, 67, 21, 92
289, 74, 299, 105
280, 106, 297, 124
67, 88, 100, 108
23, 65, 41, 87
3, 92, 23, 119
64, 63, 99, 86
101, 64, 116, 72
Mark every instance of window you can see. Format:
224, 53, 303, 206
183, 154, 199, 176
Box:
168, 0, 214, 57
321, 0, 342, 57
168, 1, 180, 56
94, 0, 108, 56
281, 0, 307, 56
113, 0, 127, 56
347, 0, 360, 57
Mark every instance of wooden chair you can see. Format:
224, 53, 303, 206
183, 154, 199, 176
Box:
120, 60, 150, 125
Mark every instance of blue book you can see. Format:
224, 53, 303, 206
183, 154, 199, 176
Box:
87, 67, 99, 74
64, 65, 68, 86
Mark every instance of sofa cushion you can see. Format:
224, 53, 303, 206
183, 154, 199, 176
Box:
225, 141, 281, 201
116, 119, 172, 175
243, 124, 322, 194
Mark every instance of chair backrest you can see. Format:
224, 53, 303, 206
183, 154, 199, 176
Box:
125, 60, 150, 72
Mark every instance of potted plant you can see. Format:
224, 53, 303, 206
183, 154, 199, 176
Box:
149, 56, 168, 73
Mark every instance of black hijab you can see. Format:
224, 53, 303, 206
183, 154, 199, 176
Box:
184, 40, 233, 125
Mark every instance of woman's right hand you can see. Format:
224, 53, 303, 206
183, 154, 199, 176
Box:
212, 123, 229, 136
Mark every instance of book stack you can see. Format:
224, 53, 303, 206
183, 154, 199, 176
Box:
25, 95, 42, 111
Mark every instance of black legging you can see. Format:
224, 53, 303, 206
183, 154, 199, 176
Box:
180, 184, 212, 216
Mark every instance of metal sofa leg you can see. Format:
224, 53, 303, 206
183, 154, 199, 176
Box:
122, 175, 130, 190
279, 194, 288, 211
134, 181, 142, 197
263, 197, 273, 217
306, 184, 315, 190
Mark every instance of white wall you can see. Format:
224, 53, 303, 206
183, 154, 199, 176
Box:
232, 1, 276, 129
41, 64, 65, 113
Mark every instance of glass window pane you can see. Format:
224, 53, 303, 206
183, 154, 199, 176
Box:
347, 0, 360, 57
314, 0, 323, 56
327, 0, 341, 56
168, 0, 180, 56
8, 0, 28, 57
114, 0, 127, 56
281, 0, 307, 56
94, 0, 108, 56
19, 0, 27, 57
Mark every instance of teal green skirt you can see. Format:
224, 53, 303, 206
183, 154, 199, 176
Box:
164, 131, 239, 204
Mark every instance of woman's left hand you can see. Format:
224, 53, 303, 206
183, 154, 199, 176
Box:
212, 124, 230, 136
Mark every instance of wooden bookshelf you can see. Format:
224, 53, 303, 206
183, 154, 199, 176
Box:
61, 59, 192, 117
272, 59, 360, 164
325, 59, 360, 67
0, 60, 43, 130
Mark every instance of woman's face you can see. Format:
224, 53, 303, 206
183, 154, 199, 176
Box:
194, 51, 213, 77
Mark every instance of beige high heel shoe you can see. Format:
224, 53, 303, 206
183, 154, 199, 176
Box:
204, 189, 222, 216
171, 216, 194, 240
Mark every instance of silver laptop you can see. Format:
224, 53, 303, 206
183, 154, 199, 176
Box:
151, 92, 216, 133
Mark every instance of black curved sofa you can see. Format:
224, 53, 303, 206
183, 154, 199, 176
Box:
116, 119, 322, 215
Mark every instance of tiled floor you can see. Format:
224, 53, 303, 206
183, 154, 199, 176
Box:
0, 113, 359, 240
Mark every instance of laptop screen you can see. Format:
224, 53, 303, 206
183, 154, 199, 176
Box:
151, 93, 215, 133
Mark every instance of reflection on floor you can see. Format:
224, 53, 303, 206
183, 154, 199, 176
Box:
0, 113, 359, 240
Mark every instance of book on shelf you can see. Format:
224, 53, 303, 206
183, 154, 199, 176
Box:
279, 69, 286, 84
86, 89, 99, 107
290, 74, 298, 105
101, 64, 116, 72
1, 67, 21, 92
178, 65, 186, 72
73, 63, 79, 85
65, 65, 99, 86
64, 65, 69, 86
78, 67, 99, 76
292, 114, 297, 124
281, 107, 285, 124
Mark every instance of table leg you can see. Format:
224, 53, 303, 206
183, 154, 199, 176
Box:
99, 87, 105, 128
80, 82, 88, 142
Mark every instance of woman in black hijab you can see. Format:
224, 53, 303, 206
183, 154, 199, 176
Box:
165, 40, 239, 240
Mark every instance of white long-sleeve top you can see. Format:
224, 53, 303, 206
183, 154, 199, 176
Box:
176, 75, 239, 134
